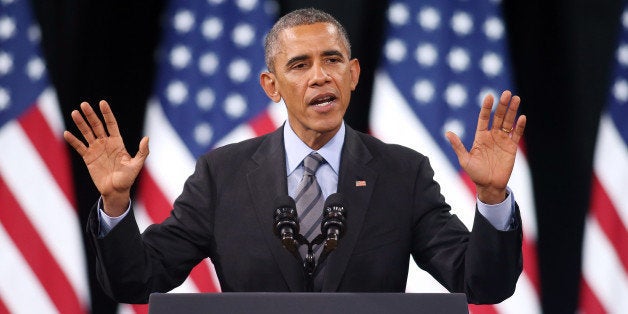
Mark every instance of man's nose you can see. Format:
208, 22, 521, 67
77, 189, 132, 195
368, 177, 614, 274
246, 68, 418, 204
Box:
310, 63, 331, 85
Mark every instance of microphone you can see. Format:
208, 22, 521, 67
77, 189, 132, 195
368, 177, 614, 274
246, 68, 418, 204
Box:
273, 195, 299, 254
321, 193, 346, 252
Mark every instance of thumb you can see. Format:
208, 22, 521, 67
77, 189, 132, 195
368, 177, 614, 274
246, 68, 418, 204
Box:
445, 131, 468, 163
135, 136, 150, 162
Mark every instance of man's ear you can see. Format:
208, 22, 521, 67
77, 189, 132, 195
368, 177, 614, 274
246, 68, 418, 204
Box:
349, 58, 361, 91
260, 72, 281, 102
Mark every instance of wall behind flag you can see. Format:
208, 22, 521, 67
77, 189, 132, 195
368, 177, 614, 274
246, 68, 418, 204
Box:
30, 0, 624, 313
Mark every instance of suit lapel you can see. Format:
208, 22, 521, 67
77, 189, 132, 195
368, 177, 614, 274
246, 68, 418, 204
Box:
246, 127, 304, 291
323, 126, 377, 291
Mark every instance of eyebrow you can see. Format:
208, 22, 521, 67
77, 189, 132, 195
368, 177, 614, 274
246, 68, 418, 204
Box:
284, 50, 346, 68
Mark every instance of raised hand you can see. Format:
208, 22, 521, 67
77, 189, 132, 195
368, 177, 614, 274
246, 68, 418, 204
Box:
63, 100, 149, 216
445, 91, 527, 204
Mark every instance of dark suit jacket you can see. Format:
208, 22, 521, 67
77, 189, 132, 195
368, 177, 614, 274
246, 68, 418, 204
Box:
87, 125, 522, 304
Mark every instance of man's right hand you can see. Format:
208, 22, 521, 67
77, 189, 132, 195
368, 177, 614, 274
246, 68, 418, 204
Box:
63, 100, 149, 217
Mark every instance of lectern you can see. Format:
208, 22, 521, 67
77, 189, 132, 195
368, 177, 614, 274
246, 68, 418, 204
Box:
148, 292, 469, 314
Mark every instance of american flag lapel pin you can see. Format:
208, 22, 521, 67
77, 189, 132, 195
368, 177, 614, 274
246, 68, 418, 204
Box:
355, 180, 366, 187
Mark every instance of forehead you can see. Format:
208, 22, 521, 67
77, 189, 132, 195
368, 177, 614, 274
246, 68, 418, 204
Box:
276, 22, 348, 57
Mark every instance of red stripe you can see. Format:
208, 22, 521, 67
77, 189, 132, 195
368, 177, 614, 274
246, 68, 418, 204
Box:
522, 237, 540, 294
0, 297, 10, 314
579, 277, 607, 313
468, 304, 499, 314
132, 304, 149, 314
249, 110, 278, 136
138, 170, 222, 292
590, 175, 628, 272
18, 104, 76, 208
0, 176, 84, 313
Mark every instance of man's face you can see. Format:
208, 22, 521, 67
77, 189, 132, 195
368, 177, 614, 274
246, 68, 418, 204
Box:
261, 22, 360, 147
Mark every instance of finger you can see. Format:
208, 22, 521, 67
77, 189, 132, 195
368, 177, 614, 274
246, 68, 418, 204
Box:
63, 130, 88, 156
501, 95, 521, 132
80, 101, 107, 138
445, 131, 468, 164
99, 100, 121, 137
476, 93, 494, 131
491, 90, 511, 132
510, 115, 527, 144
134, 136, 150, 162
70, 107, 95, 143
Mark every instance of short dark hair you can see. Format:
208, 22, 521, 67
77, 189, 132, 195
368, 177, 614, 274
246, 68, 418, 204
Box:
264, 8, 352, 72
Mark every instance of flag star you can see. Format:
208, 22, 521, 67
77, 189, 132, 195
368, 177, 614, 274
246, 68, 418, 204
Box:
451, 11, 474, 36
170, 45, 192, 69
232, 23, 255, 47
236, 0, 258, 12
388, 3, 410, 26
199, 52, 219, 75
484, 17, 504, 40
443, 118, 466, 141
202, 17, 223, 40
415, 43, 438, 67
208, 0, 225, 5
617, 44, 628, 67
0, 87, 9, 111
0, 15, 16, 40
0, 51, 13, 75
28, 24, 41, 43
174, 10, 195, 33
385, 38, 407, 63
26, 57, 45, 81
417, 7, 440, 31
413, 79, 435, 103
613, 79, 628, 103
224, 93, 247, 118
196, 88, 216, 110
445, 83, 468, 108
480, 52, 503, 77
166, 80, 189, 105
194, 122, 213, 146
447, 47, 470, 72
477, 88, 498, 109
228, 58, 251, 83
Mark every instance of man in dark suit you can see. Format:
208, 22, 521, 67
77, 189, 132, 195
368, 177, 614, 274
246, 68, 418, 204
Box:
64, 8, 526, 305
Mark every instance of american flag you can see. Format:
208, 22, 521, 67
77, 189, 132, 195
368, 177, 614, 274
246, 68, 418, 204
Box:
0, 0, 88, 313
370, 1, 540, 313
120, 0, 284, 313
579, 6, 628, 313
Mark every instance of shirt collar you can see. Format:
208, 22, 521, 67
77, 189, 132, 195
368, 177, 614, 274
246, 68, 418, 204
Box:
284, 120, 345, 176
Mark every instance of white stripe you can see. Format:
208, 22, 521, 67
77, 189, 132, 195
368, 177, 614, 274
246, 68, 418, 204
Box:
582, 216, 628, 312
0, 223, 58, 314
0, 121, 88, 305
510, 153, 537, 239
495, 273, 541, 314
594, 114, 628, 227
37, 88, 64, 139
371, 71, 476, 227
144, 99, 196, 202
214, 123, 256, 148
268, 100, 288, 127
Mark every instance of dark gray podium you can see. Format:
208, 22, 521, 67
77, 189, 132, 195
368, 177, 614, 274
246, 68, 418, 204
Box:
148, 292, 469, 314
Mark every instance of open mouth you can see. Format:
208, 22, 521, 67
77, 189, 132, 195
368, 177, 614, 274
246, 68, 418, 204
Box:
309, 95, 337, 107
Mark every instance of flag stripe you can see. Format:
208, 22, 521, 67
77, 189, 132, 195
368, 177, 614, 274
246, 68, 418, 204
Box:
249, 109, 279, 137
0, 223, 57, 314
0, 122, 88, 300
590, 175, 628, 272
579, 279, 606, 314
18, 104, 76, 207
0, 177, 83, 313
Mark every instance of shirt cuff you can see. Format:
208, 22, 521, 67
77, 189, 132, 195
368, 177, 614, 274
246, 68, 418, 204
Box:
476, 187, 515, 231
97, 196, 131, 237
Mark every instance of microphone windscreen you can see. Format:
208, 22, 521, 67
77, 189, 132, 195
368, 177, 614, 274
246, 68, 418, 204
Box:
274, 195, 296, 209
324, 193, 344, 207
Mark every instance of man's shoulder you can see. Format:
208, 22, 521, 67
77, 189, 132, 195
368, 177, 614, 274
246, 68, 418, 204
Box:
351, 128, 427, 160
199, 127, 282, 161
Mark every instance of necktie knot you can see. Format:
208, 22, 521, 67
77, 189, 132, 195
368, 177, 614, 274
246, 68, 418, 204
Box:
303, 152, 325, 176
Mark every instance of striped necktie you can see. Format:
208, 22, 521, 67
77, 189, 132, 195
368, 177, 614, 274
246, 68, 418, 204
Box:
295, 152, 325, 260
